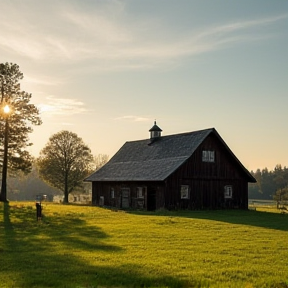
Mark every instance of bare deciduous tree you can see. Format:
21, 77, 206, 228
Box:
94, 154, 109, 171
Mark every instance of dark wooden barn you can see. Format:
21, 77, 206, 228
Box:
85, 122, 256, 210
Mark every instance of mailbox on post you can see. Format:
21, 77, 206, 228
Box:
35, 195, 43, 221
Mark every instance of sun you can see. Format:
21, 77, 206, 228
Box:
3, 105, 10, 114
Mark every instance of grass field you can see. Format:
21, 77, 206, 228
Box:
0, 202, 287, 288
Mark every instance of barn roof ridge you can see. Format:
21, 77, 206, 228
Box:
126, 127, 215, 144
85, 127, 256, 183
85, 127, 233, 182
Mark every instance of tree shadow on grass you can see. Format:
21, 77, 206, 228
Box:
131, 209, 288, 232
0, 202, 196, 288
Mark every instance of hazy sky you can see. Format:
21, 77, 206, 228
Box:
0, 0, 287, 171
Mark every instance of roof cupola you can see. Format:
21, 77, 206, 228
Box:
149, 120, 162, 139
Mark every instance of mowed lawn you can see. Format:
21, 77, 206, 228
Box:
0, 202, 287, 288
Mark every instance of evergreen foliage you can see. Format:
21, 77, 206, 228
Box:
0, 62, 41, 202
249, 164, 288, 200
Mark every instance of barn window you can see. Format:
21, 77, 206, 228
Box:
137, 187, 145, 199
151, 131, 161, 138
180, 185, 190, 199
111, 188, 115, 199
224, 185, 233, 198
202, 150, 215, 162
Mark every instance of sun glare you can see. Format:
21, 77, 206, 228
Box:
4, 105, 10, 114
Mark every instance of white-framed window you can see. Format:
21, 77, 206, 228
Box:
224, 185, 233, 199
181, 185, 190, 199
202, 150, 215, 162
136, 187, 145, 199
111, 188, 115, 199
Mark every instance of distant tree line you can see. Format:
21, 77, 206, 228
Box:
7, 163, 60, 201
249, 164, 288, 201
7, 151, 109, 202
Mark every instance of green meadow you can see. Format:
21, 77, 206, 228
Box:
0, 202, 287, 288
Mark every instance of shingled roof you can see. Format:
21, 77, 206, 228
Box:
85, 128, 255, 182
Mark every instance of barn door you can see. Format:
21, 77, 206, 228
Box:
147, 187, 156, 211
121, 188, 130, 208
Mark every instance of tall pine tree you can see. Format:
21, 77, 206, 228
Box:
0, 62, 42, 202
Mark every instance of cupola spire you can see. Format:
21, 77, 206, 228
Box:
149, 120, 162, 139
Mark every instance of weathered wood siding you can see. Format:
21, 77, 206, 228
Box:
92, 181, 164, 210
164, 133, 249, 209
92, 133, 249, 210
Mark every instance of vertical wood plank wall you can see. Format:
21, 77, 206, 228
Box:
92, 133, 250, 210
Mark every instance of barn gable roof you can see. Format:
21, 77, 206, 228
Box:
85, 128, 255, 182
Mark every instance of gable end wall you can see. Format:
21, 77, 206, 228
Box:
164, 134, 249, 209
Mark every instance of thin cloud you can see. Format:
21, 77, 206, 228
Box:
37, 96, 89, 116
23, 75, 64, 86
0, 1, 287, 70
195, 14, 288, 38
115, 115, 150, 122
